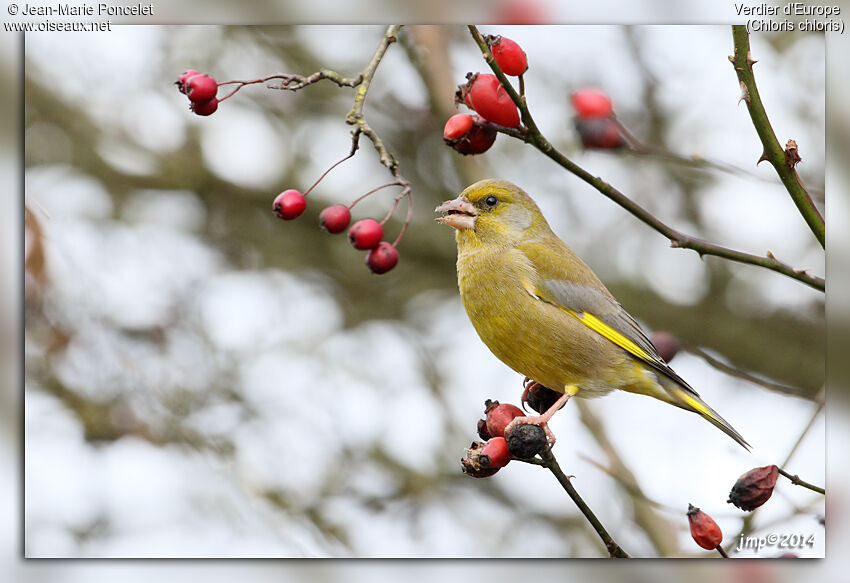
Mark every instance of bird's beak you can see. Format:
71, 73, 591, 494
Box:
435, 196, 477, 231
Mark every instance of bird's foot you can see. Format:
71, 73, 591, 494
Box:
506, 390, 573, 447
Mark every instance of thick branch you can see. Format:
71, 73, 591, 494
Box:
730, 26, 824, 248
467, 26, 824, 293
538, 448, 631, 558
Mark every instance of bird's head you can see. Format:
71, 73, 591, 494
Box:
435, 179, 551, 248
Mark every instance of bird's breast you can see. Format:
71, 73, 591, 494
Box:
456, 247, 620, 395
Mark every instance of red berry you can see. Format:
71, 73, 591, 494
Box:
484, 399, 524, 438
489, 36, 528, 76
480, 437, 512, 468
465, 74, 520, 128
366, 242, 399, 274
176, 69, 200, 93
444, 115, 497, 155
495, 0, 549, 25
319, 205, 351, 233
571, 88, 614, 118
443, 114, 474, 140
574, 118, 623, 149
348, 219, 383, 250
687, 504, 723, 550
191, 98, 218, 116
186, 74, 218, 104
272, 189, 306, 220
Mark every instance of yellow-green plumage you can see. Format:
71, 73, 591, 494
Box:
436, 179, 749, 449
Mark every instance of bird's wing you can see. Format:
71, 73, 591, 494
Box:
518, 240, 699, 396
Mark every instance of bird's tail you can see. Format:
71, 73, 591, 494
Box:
659, 377, 751, 451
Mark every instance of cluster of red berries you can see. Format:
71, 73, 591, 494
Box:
462, 399, 547, 478
176, 70, 220, 116
570, 88, 624, 149
443, 35, 527, 156
272, 189, 399, 274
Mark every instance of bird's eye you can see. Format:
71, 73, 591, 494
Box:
484, 195, 498, 207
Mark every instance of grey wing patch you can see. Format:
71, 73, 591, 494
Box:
539, 280, 700, 396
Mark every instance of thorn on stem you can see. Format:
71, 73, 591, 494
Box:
757, 151, 769, 165
738, 80, 750, 105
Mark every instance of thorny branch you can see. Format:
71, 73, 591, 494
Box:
467, 25, 824, 293
730, 26, 825, 248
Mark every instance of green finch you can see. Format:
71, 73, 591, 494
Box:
435, 179, 749, 449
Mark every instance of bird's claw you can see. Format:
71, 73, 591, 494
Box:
505, 414, 557, 446
520, 377, 541, 413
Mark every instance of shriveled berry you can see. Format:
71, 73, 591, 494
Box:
186, 74, 218, 104
687, 504, 723, 550
461, 441, 500, 478
443, 114, 474, 140
366, 242, 399, 274
191, 98, 218, 116
464, 73, 520, 128
348, 219, 383, 250
477, 418, 491, 441
571, 88, 614, 118
574, 118, 623, 149
480, 436, 512, 468
444, 115, 497, 156
650, 331, 682, 363
272, 189, 306, 220
727, 465, 779, 511
489, 36, 528, 76
525, 383, 561, 414
176, 69, 200, 93
484, 399, 524, 438
319, 205, 351, 234
506, 423, 547, 458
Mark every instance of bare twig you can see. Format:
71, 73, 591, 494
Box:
576, 400, 679, 556
781, 395, 824, 467
777, 468, 824, 495
342, 25, 413, 244
467, 25, 824, 293
538, 448, 631, 558
685, 344, 819, 403
729, 26, 824, 248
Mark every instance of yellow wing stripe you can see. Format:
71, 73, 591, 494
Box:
562, 309, 654, 363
